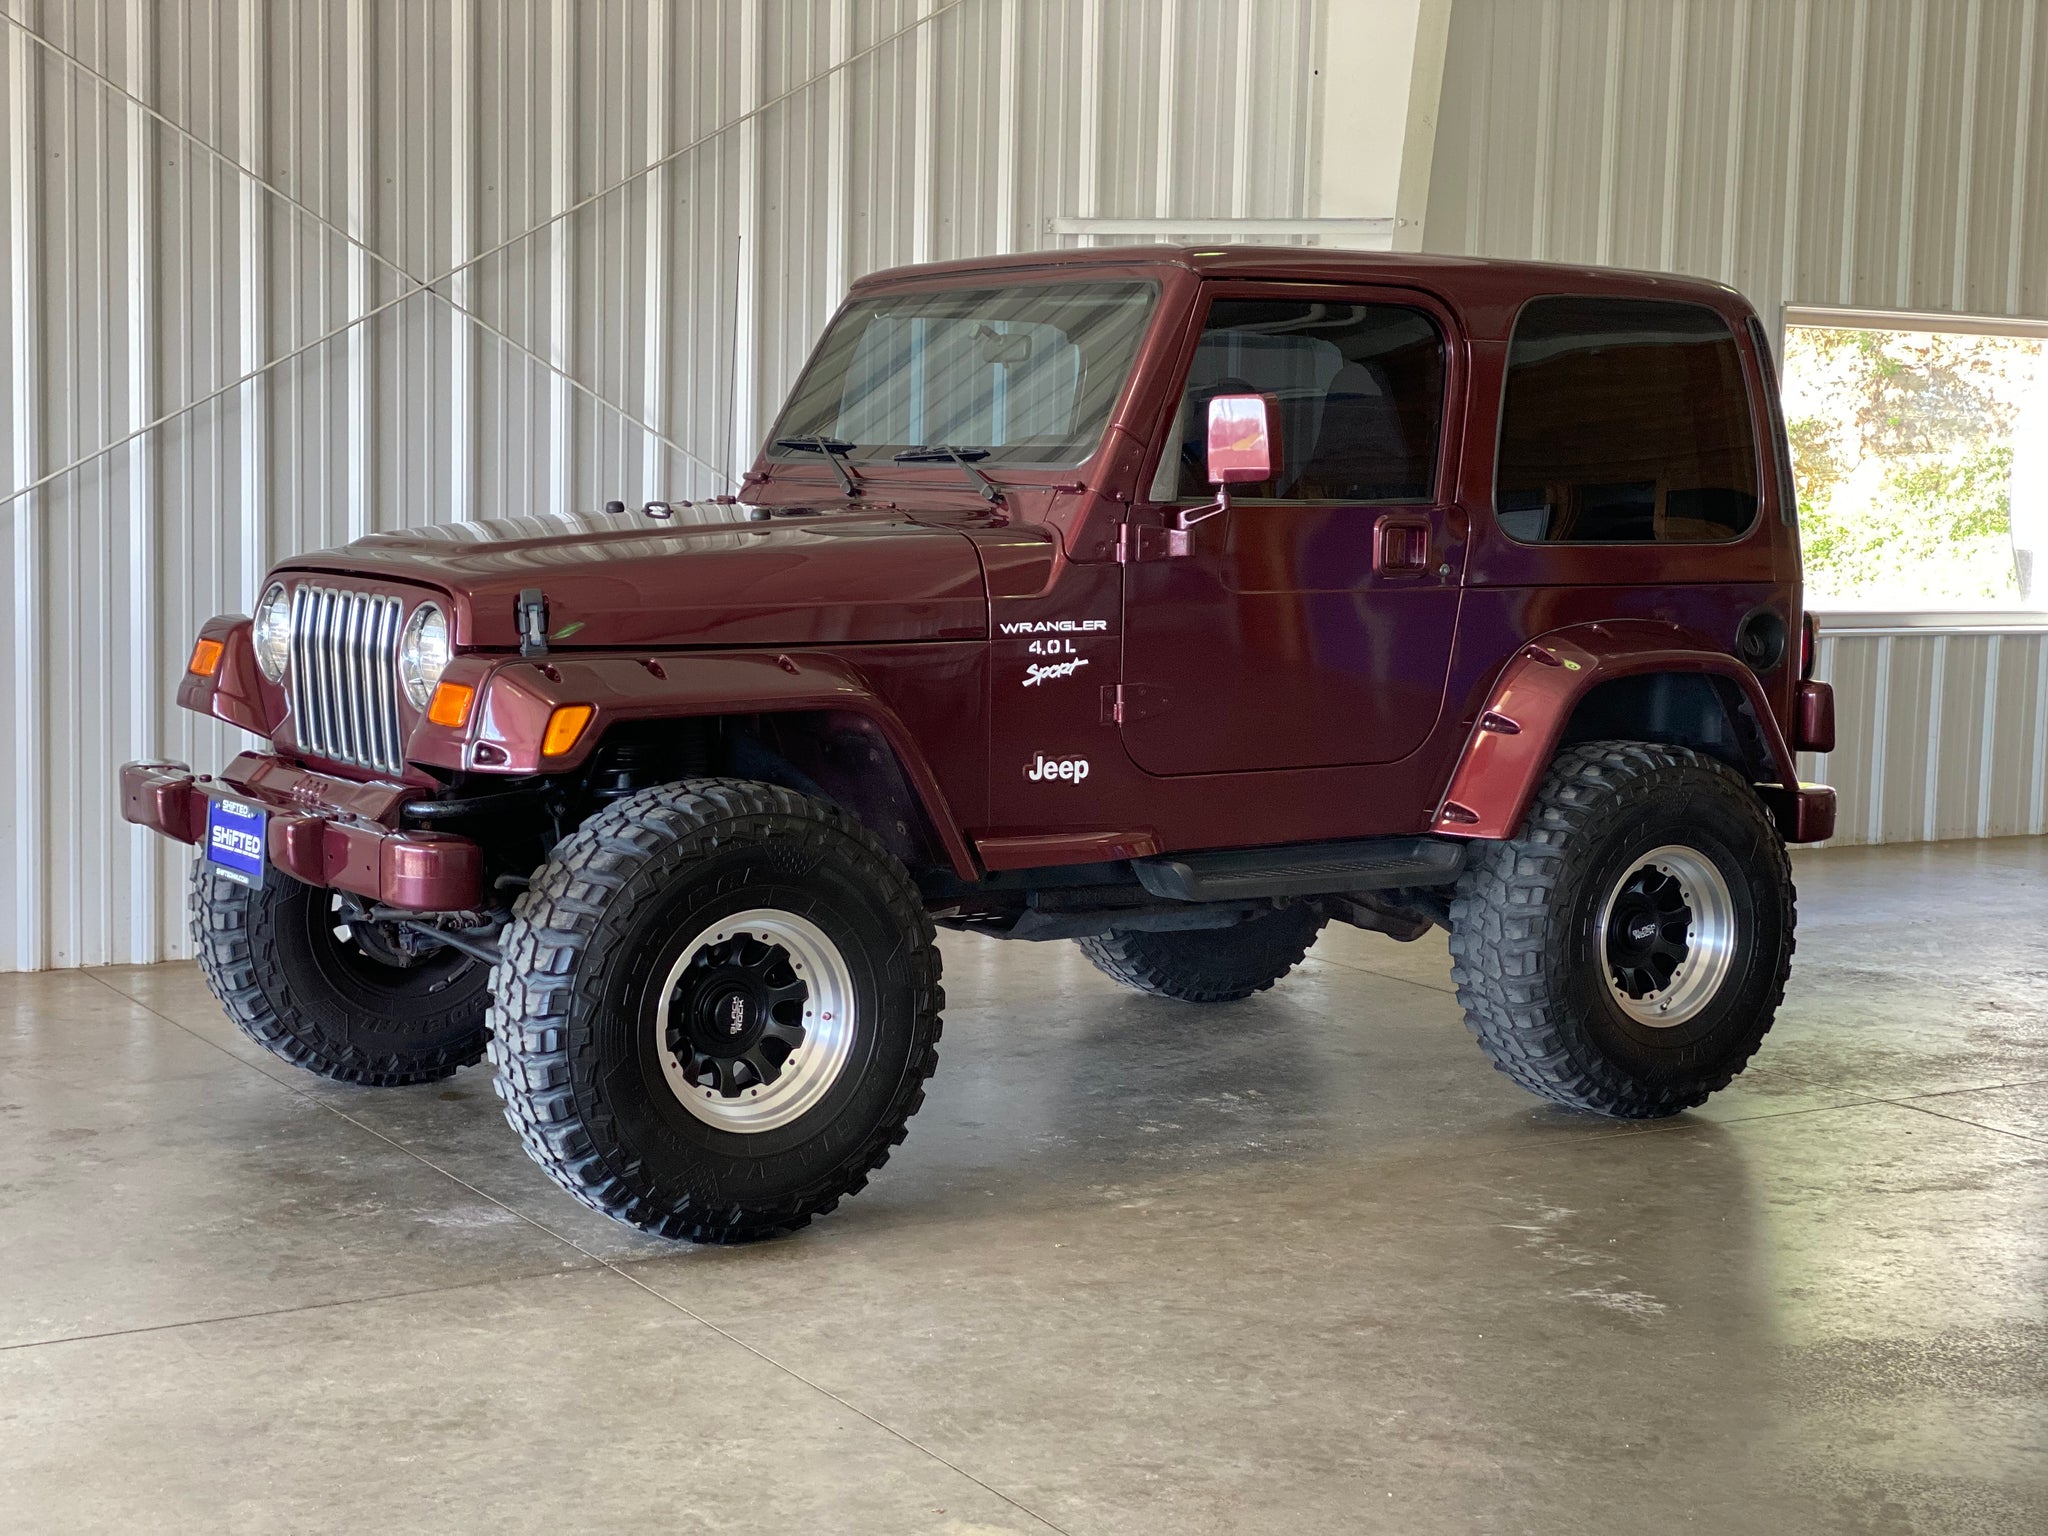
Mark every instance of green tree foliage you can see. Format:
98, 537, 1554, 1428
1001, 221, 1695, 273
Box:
1783, 326, 2034, 605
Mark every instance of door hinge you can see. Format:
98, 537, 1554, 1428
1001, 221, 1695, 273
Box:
1118, 521, 1190, 563
1105, 682, 1171, 724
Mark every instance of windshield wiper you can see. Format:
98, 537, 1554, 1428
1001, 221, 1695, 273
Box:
774, 435, 863, 498
893, 445, 1005, 506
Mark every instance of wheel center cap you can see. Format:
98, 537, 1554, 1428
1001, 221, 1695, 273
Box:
693, 984, 763, 1054
720, 991, 749, 1037
1608, 897, 1670, 962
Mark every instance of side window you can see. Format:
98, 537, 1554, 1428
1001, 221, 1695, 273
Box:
1744, 313, 1799, 527
1496, 296, 1760, 543
1149, 299, 1445, 502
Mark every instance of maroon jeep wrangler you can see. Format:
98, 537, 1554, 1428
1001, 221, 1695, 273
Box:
123, 247, 1837, 1242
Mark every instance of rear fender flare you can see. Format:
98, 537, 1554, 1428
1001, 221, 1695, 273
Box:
1433, 623, 1799, 841
414, 649, 979, 879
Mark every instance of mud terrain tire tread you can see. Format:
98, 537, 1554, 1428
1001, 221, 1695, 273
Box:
487, 778, 942, 1244
1077, 907, 1326, 1002
189, 865, 489, 1086
1448, 740, 1795, 1119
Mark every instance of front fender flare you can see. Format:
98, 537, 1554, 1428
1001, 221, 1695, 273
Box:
1431, 623, 1803, 842
176, 615, 274, 736
411, 648, 980, 880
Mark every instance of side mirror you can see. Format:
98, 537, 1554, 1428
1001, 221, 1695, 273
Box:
1206, 393, 1280, 486
1166, 393, 1280, 544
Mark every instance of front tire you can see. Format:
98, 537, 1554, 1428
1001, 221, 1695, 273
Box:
190, 865, 490, 1085
1447, 741, 1795, 1118
1077, 906, 1326, 1002
487, 779, 942, 1243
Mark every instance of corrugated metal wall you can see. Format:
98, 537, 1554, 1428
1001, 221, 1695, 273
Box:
1429, 0, 2048, 323
0, 0, 1328, 971
9, 1, 2043, 969
1428, 0, 2048, 847
1806, 626, 2048, 843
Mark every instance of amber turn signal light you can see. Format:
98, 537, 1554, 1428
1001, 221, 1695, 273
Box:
541, 703, 595, 757
187, 637, 225, 676
426, 680, 476, 728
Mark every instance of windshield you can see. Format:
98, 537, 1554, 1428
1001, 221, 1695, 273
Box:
766, 281, 1158, 467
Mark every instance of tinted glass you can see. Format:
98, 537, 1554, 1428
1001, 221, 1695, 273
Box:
1496, 296, 1759, 543
1744, 313, 1799, 527
767, 282, 1157, 466
1151, 300, 1444, 501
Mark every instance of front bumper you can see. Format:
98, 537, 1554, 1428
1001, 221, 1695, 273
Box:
120, 754, 483, 911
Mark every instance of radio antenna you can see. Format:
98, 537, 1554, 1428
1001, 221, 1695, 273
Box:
720, 233, 742, 493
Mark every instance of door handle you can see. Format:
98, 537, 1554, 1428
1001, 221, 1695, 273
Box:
1374, 514, 1432, 576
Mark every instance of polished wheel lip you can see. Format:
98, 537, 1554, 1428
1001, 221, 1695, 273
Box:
1597, 844, 1737, 1028
654, 908, 856, 1133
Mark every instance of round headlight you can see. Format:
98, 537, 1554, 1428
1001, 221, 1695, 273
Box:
399, 603, 450, 709
254, 583, 291, 683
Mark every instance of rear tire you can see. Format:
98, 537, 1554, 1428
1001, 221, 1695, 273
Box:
190, 864, 490, 1086
1448, 741, 1795, 1118
1077, 906, 1326, 1002
487, 779, 942, 1244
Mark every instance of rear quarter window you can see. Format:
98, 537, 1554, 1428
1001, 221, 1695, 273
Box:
1496, 296, 1759, 544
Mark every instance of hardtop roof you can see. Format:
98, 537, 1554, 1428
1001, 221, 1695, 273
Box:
848, 244, 1752, 328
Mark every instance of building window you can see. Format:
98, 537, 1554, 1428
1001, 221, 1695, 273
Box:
1495, 296, 1760, 544
1780, 310, 2048, 611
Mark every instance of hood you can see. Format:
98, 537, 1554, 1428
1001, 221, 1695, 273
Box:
279, 508, 992, 650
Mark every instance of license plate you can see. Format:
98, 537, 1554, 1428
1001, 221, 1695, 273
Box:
204, 798, 267, 887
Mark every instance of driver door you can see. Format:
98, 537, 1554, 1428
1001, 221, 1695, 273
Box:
1117, 287, 1464, 776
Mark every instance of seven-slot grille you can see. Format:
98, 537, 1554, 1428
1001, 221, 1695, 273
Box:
287, 585, 408, 775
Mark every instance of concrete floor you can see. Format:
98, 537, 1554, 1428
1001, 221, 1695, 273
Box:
2, 840, 2044, 1535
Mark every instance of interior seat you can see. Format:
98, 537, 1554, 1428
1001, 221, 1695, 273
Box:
1293, 362, 1420, 501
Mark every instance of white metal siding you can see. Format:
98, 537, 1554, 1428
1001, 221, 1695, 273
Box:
1430, 0, 2048, 324
1800, 628, 2048, 845
0, 0, 1328, 970
1431, 0, 2048, 850
10, 2, 2043, 971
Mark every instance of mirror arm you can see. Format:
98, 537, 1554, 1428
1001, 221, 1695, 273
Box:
1170, 485, 1233, 532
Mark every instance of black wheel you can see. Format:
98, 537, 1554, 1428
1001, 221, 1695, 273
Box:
1077, 906, 1326, 1002
1447, 740, 1796, 1118
487, 778, 942, 1244
189, 864, 490, 1085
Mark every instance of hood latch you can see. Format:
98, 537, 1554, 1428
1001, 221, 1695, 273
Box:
517, 589, 550, 657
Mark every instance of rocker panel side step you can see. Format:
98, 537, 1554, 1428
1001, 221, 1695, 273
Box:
1131, 835, 1468, 902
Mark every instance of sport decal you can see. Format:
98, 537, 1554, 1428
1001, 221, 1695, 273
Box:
1022, 657, 1090, 688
